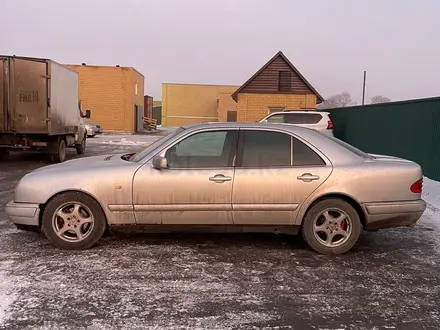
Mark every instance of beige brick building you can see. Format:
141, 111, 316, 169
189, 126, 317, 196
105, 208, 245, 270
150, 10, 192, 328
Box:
160, 51, 323, 126
161, 83, 239, 127
66, 64, 145, 132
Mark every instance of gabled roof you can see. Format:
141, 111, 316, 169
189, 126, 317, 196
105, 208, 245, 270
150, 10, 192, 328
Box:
231, 51, 324, 103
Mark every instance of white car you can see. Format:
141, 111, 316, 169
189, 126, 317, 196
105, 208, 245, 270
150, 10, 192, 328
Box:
259, 111, 334, 136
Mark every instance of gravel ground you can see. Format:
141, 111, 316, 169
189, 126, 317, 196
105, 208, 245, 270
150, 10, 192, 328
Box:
0, 131, 440, 330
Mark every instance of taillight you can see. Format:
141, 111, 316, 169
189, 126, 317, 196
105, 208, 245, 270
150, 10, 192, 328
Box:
327, 120, 333, 129
410, 178, 423, 193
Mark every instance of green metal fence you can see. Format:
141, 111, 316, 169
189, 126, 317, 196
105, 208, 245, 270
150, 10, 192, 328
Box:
327, 96, 440, 181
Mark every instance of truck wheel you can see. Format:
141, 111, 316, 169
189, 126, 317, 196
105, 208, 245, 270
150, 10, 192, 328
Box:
76, 135, 86, 155
51, 139, 67, 163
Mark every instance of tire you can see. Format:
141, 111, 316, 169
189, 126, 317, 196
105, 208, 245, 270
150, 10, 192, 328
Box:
41, 192, 107, 250
51, 139, 67, 163
76, 135, 86, 155
301, 198, 362, 255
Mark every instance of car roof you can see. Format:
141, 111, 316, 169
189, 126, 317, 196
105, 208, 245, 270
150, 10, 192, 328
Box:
267, 111, 330, 116
179, 122, 362, 165
180, 121, 313, 131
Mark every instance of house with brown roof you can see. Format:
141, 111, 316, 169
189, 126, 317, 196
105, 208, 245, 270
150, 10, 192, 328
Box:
228, 50, 324, 122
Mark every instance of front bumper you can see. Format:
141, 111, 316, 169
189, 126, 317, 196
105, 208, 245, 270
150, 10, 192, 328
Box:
363, 199, 426, 230
5, 201, 40, 226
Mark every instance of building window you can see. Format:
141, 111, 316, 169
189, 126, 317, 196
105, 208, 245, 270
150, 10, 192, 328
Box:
227, 111, 237, 122
135, 83, 138, 96
268, 107, 285, 114
278, 71, 292, 92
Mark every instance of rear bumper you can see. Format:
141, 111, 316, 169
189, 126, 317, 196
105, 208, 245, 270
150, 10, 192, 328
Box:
363, 199, 426, 230
5, 201, 40, 226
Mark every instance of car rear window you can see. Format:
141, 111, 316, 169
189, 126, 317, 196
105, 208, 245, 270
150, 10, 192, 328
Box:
293, 137, 326, 166
284, 113, 322, 124
318, 133, 374, 159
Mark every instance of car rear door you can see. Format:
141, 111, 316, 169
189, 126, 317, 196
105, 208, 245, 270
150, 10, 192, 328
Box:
232, 128, 332, 225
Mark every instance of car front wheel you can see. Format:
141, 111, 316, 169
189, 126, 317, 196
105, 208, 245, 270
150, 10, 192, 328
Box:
301, 198, 362, 255
41, 192, 107, 250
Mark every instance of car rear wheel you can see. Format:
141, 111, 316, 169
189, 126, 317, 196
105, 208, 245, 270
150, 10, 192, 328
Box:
301, 198, 361, 255
41, 192, 107, 250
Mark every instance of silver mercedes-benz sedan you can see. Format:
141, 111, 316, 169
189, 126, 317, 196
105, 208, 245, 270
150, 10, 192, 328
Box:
5, 122, 426, 254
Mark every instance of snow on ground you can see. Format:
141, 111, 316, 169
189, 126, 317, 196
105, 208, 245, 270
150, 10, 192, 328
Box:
87, 135, 161, 146
422, 176, 440, 214
0, 261, 16, 327
1, 139, 440, 329
419, 176, 440, 232
87, 128, 177, 147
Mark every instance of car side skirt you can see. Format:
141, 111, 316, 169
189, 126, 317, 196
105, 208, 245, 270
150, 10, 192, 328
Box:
108, 224, 301, 235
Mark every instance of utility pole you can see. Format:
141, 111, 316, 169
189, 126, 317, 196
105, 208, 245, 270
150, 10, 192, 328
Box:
362, 71, 367, 105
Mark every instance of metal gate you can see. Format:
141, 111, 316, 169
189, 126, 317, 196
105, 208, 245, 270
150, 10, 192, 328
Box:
136, 105, 144, 133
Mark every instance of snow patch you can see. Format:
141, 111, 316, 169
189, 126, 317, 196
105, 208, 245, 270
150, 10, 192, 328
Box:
94, 137, 149, 146
415, 176, 440, 249
87, 134, 166, 147
0, 261, 16, 327
420, 176, 440, 228
422, 176, 440, 214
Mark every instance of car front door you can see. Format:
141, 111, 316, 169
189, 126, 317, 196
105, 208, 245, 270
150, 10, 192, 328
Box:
132, 129, 238, 225
232, 129, 333, 225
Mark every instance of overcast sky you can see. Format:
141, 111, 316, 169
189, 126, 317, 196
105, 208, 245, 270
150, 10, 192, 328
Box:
2, 0, 439, 103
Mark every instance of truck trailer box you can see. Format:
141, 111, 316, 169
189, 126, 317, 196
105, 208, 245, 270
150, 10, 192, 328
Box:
0, 55, 90, 163
0, 55, 81, 134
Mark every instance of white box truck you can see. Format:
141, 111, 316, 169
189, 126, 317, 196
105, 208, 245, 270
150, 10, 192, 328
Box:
0, 55, 91, 163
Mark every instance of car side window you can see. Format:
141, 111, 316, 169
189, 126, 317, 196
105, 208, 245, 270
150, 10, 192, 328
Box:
285, 113, 322, 124
293, 137, 326, 166
266, 114, 285, 123
284, 113, 303, 124
165, 130, 237, 168
238, 130, 291, 167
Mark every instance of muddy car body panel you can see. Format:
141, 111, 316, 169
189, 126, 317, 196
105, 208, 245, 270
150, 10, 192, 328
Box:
5, 122, 426, 253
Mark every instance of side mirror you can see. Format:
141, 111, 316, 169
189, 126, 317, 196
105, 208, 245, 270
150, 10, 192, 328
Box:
152, 155, 167, 169
85, 109, 91, 119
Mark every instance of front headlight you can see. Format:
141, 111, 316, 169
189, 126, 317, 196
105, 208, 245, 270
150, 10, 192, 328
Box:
85, 124, 91, 129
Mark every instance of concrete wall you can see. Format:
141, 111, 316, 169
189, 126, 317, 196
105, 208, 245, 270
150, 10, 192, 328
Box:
236, 93, 318, 122
161, 83, 239, 127
66, 64, 144, 132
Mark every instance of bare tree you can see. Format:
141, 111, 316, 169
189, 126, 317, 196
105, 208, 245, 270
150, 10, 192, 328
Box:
370, 95, 391, 104
317, 92, 357, 110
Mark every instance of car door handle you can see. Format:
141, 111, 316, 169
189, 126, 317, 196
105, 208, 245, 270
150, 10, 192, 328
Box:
209, 175, 232, 183
297, 173, 320, 182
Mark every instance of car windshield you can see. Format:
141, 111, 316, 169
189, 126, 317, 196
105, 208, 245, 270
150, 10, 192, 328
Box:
317, 132, 375, 159
128, 127, 186, 162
